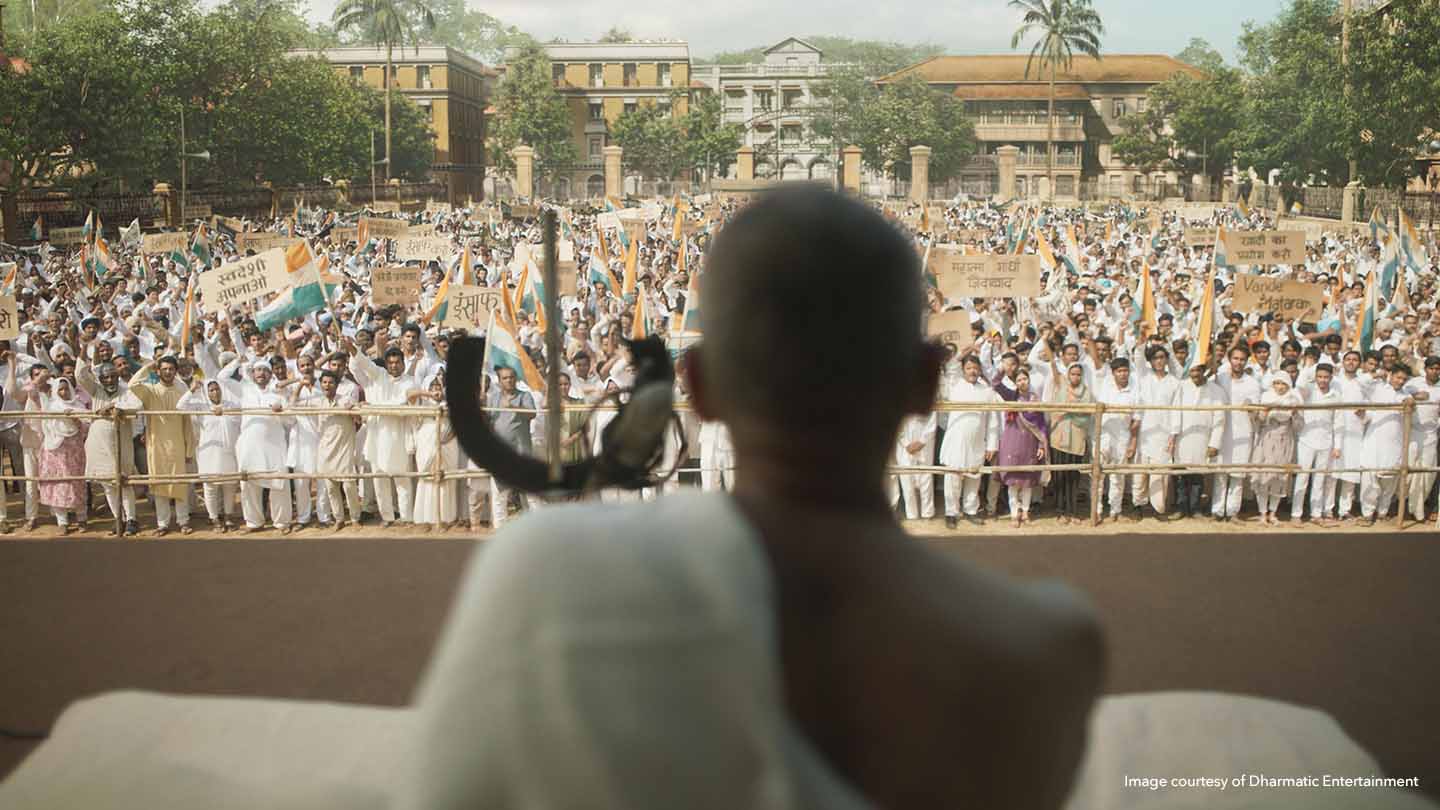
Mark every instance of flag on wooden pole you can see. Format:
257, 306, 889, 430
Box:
1193, 265, 1217, 367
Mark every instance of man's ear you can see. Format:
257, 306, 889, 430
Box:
906, 340, 947, 416
683, 344, 717, 421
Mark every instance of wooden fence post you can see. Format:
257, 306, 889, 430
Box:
113, 410, 125, 537
1089, 403, 1105, 526
1396, 399, 1413, 529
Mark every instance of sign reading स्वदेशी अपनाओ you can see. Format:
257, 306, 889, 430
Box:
927, 250, 1042, 299
197, 248, 292, 309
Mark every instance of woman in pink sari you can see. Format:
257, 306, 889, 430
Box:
35, 377, 90, 533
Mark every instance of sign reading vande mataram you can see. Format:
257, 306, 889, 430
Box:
198, 248, 291, 308
1232, 273, 1325, 321
928, 250, 1042, 298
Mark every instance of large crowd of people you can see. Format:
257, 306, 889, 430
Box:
0, 190, 1436, 535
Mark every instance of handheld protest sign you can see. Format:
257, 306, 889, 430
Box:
928, 250, 1042, 298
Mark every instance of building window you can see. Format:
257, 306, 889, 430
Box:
781, 124, 801, 144
659, 63, 671, 87
755, 89, 773, 111
589, 136, 603, 157
417, 66, 431, 89
1136, 96, 1147, 113
623, 63, 637, 87
349, 65, 364, 83
1113, 98, 1127, 118
782, 89, 802, 110
589, 102, 603, 121
589, 64, 603, 87
624, 102, 637, 116
553, 63, 565, 85
786, 57, 798, 67
725, 90, 745, 113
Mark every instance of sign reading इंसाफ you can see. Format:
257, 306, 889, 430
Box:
371, 266, 421, 305
0, 294, 19, 340
197, 248, 292, 309
439, 285, 505, 330
927, 250, 1042, 299
395, 236, 451, 261
1220, 230, 1307, 265
1231, 273, 1326, 321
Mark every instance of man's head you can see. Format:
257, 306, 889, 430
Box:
1314, 363, 1334, 392
1188, 363, 1208, 386
251, 361, 272, 387
383, 347, 405, 377
96, 363, 120, 395
1228, 345, 1250, 375
573, 352, 592, 379
157, 355, 179, 386
685, 187, 938, 464
319, 369, 340, 397
1343, 350, 1361, 373
497, 366, 518, 394
1426, 356, 1440, 385
207, 380, 224, 405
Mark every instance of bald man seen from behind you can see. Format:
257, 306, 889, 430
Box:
403, 186, 1105, 810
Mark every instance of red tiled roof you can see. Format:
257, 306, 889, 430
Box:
953, 83, 1092, 100
880, 54, 1204, 85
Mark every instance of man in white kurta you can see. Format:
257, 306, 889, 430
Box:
1401, 357, 1440, 521
235, 361, 295, 531
350, 347, 418, 526
1173, 364, 1224, 516
938, 356, 999, 526
1095, 358, 1141, 520
1133, 345, 1180, 515
1360, 366, 1412, 522
892, 411, 937, 520
1292, 363, 1343, 523
698, 418, 734, 493
1212, 347, 1264, 520
1333, 351, 1372, 518
177, 379, 242, 531
305, 369, 363, 529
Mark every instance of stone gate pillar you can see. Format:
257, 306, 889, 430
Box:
995, 145, 1019, 201
603, 145, 624, 199
512, 145, 535, 200
842, 145, 862, 194
909, 145, 932, 203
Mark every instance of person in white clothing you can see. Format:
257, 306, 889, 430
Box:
1359, 365, 1414, 523
1401, 356, 1440, 521
1291, 363, 1343, 524
349, 345, 419, 526
1333, 351, 1372, 519
1173, 363, 1224, 517
698, 416, 734, 492
1095, 357, 1140, 520
234, 360, 295, 532
938, 355, 999, 528
1212, 345, 1264, 521
1133, 343, 1180, 516
177, 379, 242, 531
892, 411, 937, 520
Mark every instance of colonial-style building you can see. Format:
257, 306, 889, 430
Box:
692, 37, 841, 184
539, 40, 694, 199
291, 45, 494, 203
878, 54, 1204, 199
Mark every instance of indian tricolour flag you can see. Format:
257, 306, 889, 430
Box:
254, 243, 328, 331
483, 308, 546, 392
515, 258, 548, 331
676, 271, 701, 335
630, 283, 654, 339
29, 216, 42, 242
1398, 208, 1427, 273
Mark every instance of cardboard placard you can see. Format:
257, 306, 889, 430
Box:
407, 224, 437, 238
331, 227, 358, 244
372, 266, 422, 306
0, 294, 19, 340
950, 228, 990, 243
927, 251, 1042, 299
369, 201, 402, 213
438, 284, 505, 330
1232, 273, 1325, 321
1220, 230, 1307, 265
1184, 227, 1218, 247
360, 217, 409, 239
926, 308, 973, 353
49, 227, 86, 246
509, 203, 536, 219
622, 218, 647, 246
681, 217, 706, 235
237, 234, 303, 253
395, 235, 451, 262
596, 212, 620, 231
142, 232, 189, 254
197, 248, 291, 309
213, 215, 246, 234
557, 262, 579, 297
182, 203, 212, 219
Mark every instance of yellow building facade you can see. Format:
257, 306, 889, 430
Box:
291, 45, 494, 203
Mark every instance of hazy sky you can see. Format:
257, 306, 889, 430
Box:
304, 0, 1290, 63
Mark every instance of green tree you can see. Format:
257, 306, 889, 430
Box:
491, 41, 576, 189
422, 0, 529, 62
1112, 69, 1244, 185
1174, 37, 1226, 72
809, 63, 881, 171
1110, 108, 1173, 176
597, 26, 632, 43
1009, 0, 1104, 200
1347, 0, 1440, 188
332, 0, 435, 179
865, 75, 977, 181
681, 91, 743, 178
1234, 0, 1349, 186
610, 101, 690, 181
703, 36, 944, 74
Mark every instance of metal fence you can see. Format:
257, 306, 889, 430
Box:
3, 398, 1436, 534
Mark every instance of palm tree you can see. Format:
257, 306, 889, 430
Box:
332, 0, 436, 179
1009, 0, 1103, 201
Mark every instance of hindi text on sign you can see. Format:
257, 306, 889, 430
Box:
928, 250, 1042, 299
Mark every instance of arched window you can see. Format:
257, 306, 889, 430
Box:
586, 174, 604, 198
809, 160, 832, 180
780, 160, 806, 181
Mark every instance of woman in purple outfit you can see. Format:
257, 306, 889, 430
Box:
996, 368, 1047, 525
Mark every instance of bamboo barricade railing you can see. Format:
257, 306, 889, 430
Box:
0, 399, 1433, 530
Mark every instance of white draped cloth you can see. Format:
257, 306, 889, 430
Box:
236, 382, 292, 490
